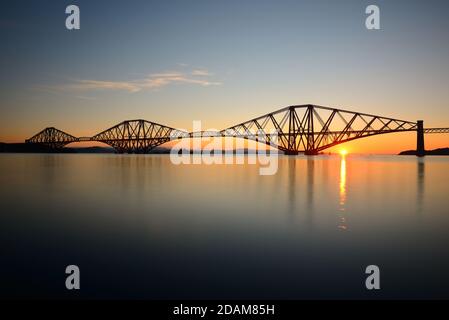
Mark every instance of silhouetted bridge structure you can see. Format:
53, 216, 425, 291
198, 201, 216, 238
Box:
25, 104, 449, 156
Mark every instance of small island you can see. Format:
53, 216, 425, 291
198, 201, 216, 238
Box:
399, 148, 449, 156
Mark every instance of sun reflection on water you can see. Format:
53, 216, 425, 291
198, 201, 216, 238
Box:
338, 154, 348, 230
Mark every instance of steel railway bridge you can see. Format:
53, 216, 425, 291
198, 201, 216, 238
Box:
25, 104, 449, 156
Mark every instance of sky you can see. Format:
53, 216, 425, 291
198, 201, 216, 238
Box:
1, 0, 449, 153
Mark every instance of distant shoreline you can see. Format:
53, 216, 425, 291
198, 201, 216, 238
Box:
0, 143, 279, 155
2, 142, 449, 156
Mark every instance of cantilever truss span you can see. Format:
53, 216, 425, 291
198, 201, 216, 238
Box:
25, 127, 79, 149
91, 120, 188, 153
221, 105, 418, 154
25, 104, 449, 154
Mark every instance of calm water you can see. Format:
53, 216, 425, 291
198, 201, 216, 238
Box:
1, 154, 449, 299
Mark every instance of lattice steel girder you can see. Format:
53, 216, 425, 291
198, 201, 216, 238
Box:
25, 127, 79, 148
24, 105, 449, 154
424, 128, 449, 134
221, 104, 418, 153
91, 119, 188, 153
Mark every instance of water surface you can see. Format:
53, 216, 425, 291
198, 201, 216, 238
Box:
1, 154, 449, 299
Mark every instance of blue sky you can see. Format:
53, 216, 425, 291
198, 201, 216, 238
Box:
1, 0, 449, 152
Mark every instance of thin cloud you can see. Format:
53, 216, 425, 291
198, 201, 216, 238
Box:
59, 69, 221, 93
69, 80, 142, 93
191, 69, 211, 76
74, 95, 98, 101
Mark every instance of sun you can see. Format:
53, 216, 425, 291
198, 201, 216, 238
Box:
339, 149, 348, 156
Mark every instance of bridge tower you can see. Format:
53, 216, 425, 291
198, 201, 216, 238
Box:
304, 105, 318, 156
285, 106, 300, 155
416, 120, 425, 157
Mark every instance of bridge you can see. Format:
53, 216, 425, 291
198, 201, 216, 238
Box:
25, 104, 449, 156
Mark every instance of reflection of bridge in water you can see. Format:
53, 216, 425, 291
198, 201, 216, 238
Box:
25, 104, 449, 156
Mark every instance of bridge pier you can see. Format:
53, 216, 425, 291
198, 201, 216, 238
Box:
417, 120, 425, 157
304, 150, 319, 156
284, 150, 319, 156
